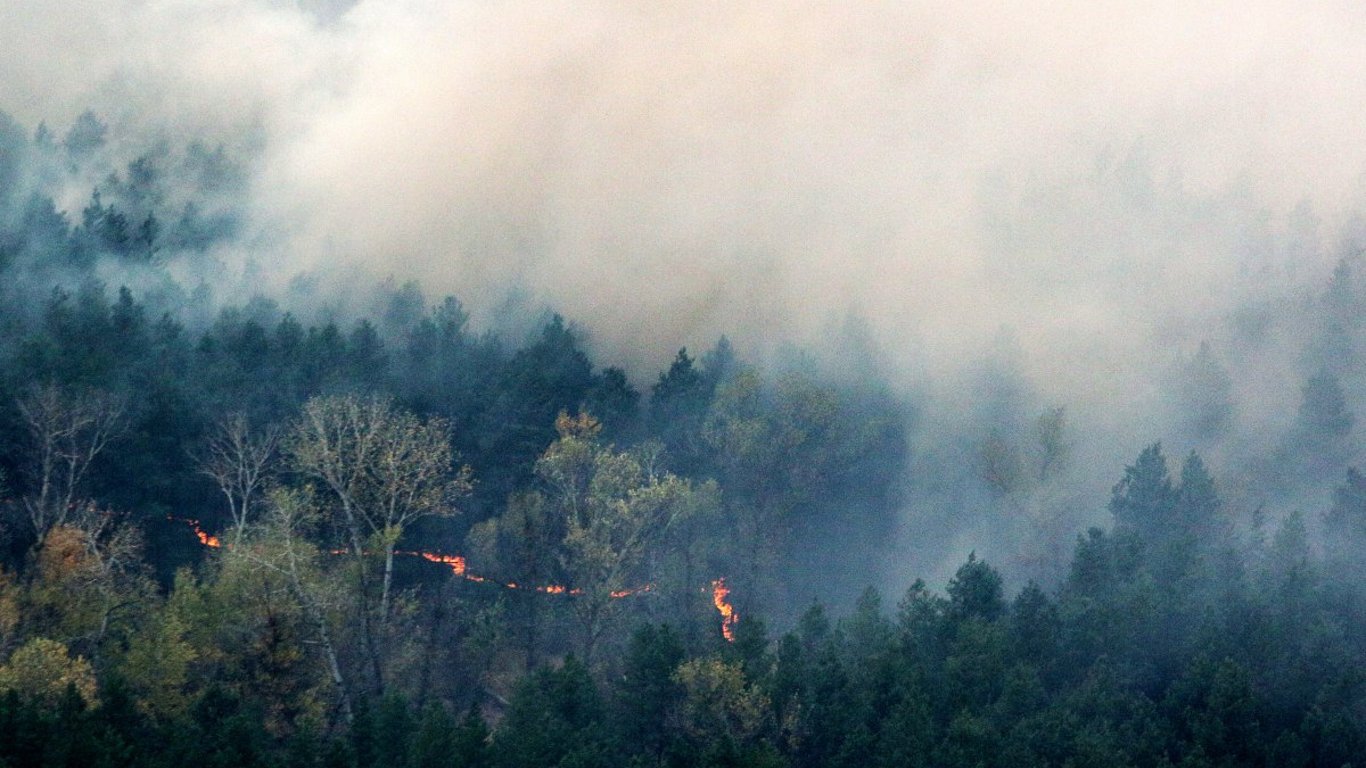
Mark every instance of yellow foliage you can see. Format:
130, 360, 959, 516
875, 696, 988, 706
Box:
0, 570, 18, 644
37, 524, 90, 581
673, 658, 769, 743
0, 637, 98, 707
555, 410, 601, 440
120, 612, 197, 721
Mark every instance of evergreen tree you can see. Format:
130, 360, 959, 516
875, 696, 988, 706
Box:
1109, 443, 1175, 546
1177, 342, 1234, 443
615, 624, 685, 762
1324, 467, 1366, 578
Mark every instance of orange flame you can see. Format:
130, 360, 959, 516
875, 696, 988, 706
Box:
414, 551, 467, 576
168, 515, 222, 548
171, 516, 657, 600
711, 578, 737, 642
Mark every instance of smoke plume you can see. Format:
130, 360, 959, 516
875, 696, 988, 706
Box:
7, 0, 1366, 584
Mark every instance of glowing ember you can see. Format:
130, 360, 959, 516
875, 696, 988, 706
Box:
611, 584, 654, 599
711, 578, 738, 642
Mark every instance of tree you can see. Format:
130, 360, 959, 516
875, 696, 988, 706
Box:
27, 507, 153, 655
1009, 581, 1059, 668
946, 554, 1005, 626
1306, 258, 1360, 377
466, 489, 563, 668
288, 394, 471, 624
287, 395, 470, 694
650, 348, 712, 472
237, 487, 355, 723
536, 412, 702, 663
0, 637, 97, 708
672, 658, 770, 749
841, 587, 891, 667
17, 384, 126, 542
347, 320, 388, 391
408, 702, 463, 768
63, 111, 106, 159
1108, 443, 1174, 544
979, 431, 1025, 497
615, 623, 686, 762
477, 315, 595, 501
492, 657, 606, 768
1324, 468, 1366, 578
1174, 452, 1223, 547
587, 367, 640, 437
0, 569, 18, 650
1177, 342, 1234, 443
195, 412, 280, 547
1288, 371, 1354, 477
118, 607, 197, 722
1299, 371, 1354, 438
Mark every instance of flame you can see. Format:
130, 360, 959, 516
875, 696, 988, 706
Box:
414, 551, 467, 576
168, 515, 222, 548
711, 578, 737, 642
170, 515, 658, 601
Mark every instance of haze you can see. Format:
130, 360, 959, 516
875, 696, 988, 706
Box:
5, 0, 1366, 579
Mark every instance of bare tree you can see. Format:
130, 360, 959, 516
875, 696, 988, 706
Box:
286, 394, 471, 690
18, 385, 126, 543
194, 412, 280, 547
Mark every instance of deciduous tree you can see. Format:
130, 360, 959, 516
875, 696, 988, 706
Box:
195, 412, 279, 547
17, 384, 126, 542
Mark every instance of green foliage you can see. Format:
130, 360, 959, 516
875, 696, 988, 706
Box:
615, 623, 685, 759
1109, 443, 1175, 542
946, 553, 1005, 625
493, 657, 607, 768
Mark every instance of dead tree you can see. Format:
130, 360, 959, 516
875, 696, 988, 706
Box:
194, 412, 280, 547
18, 385, 126, 543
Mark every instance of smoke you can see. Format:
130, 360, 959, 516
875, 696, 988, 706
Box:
8, 0, 1366, 586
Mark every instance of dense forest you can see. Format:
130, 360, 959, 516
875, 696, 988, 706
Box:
2, 112, 1366, 768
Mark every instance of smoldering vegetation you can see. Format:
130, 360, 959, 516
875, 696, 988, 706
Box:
4, 2, 1366, 765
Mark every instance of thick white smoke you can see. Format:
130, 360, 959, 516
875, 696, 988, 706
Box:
4, 1, 1363, 374
7, 0, 1366, 583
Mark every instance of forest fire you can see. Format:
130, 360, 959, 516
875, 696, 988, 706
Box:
168, 516, 667, 601
168, 515, 222, 548
414, 551, 467, 575
711, 578, 738, 642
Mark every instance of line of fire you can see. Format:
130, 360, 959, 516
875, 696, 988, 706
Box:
169, 514, 738, 640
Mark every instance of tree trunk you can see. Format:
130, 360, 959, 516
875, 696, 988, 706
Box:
381, 546, 395, 624
339, 497, 384, 694
283, 536, 354, 724
312, 601, 354, 725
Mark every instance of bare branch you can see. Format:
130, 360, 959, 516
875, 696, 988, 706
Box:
18, 384, 127, 541
194, 412, 280, 546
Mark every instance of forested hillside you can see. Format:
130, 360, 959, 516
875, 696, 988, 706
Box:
2, 112, 1366, 768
